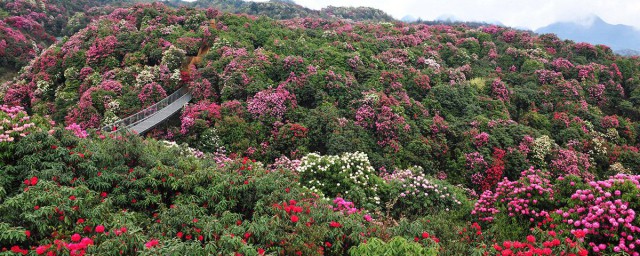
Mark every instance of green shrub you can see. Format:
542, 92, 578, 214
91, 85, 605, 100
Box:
349, 237, 438, 256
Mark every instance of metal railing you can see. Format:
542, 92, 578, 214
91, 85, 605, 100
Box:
102, 87, 190, 132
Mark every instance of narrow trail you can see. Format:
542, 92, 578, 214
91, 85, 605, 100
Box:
181, 20, 214, 75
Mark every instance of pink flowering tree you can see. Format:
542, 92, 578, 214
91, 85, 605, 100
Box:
179, 101, 221, 134
355, 103, 408, 152
550, 149, 594, 181
601, 115, 619, 129
0, 105, 43, 145
138, 82, 167, 107
247, 85, 296, 122
65, 123, 88, 138
472, 167, 554, 224
86, 36, 119, 64
99, 80, 123, 94
491, 78, 510, 102
64, 88, 101, 129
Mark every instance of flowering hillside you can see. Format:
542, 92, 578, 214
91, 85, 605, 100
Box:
0, 0, 124, 77
2, 2, 640, 255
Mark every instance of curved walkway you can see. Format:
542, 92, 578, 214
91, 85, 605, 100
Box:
102, 87, 192, 134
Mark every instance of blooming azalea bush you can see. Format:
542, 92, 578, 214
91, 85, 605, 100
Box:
296, 152, 384, 210
472, 167, 556, 238
489, 228, 589, 256
553, 174, 640, 254
472, 168, 640, 254
0, 105, 50, 160
383, 166, 471, 219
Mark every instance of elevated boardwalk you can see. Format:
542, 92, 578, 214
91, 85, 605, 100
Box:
102, 87, 192, 134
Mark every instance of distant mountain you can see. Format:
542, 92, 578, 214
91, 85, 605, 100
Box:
616, 49, 640, 57
535, 15, 640, 53
401, 15, 418, 23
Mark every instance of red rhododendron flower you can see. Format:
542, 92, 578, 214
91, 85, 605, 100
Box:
71, 233, 81, 242
145, 239, 159, 249
95, 225, 105, 233
421, 232, 429, 239
501, 249, 513, 256
291, 215, 299, 223
11, 246, 27, 255
35, 245, 50, 255
526, 235, 536, 243
81, 237, 94, 246
329, 221, 341, 228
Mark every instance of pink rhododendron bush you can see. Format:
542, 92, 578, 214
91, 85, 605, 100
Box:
0, 105, 51, 161
473, 167, 640, 255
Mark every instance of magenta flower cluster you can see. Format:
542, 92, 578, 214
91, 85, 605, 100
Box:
472, 167, 553, 223
332, 197, 360, 215
86, 36, 118, 63
473, 132, 490, 148
65, 123, 88, 138
179, 101, 221, 134
0, 105, 38, 142
556, 174, 640, 254
247, 85, 296, 120
491, 78, 510, 102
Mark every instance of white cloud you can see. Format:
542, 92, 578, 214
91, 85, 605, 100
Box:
252, 0, 640, 30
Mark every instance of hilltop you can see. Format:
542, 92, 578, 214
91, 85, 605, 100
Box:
180, 0, 395, 22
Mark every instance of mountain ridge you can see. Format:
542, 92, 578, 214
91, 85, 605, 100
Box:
535, 15, 640, 54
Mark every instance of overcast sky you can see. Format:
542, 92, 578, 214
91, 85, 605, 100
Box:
249, 0, 640, 30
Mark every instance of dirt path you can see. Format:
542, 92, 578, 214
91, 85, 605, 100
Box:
180, 20, 215, 74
